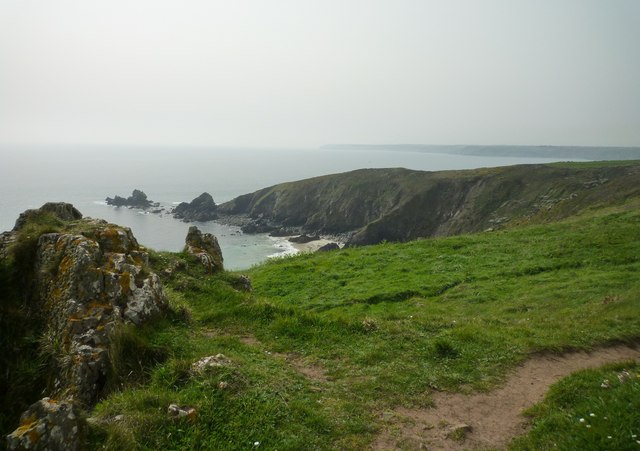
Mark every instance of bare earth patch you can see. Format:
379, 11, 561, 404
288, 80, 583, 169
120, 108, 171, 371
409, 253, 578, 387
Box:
373, 344, 640, 450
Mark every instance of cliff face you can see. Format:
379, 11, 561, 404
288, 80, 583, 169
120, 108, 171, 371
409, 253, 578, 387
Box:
3, 204, 166, 450
218, 163, 640, 245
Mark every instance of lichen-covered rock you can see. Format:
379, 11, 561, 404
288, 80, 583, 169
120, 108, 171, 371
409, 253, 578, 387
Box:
173, 192, 218, 222
6, 398, 82, 451
184, 226, 223, 272
33, 222, 166, 406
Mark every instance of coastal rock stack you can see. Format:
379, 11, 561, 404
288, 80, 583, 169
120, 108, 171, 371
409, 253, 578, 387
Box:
173, 192, 218, 222
184, 226, 224, 273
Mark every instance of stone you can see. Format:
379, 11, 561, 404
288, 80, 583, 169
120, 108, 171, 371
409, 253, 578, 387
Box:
167, 404, 197, 422
173, 192, 218, 222
6, 398, 82, 451
317, 242, 340, 252
192, 353, 232, 374
446, 423, 472, 440
233, 275, 253, 292
184, 226, 224, 272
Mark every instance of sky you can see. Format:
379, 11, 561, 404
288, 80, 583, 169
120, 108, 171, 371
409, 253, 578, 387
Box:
0, 0, 639, 148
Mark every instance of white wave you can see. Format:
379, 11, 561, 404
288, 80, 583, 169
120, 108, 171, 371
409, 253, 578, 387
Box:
93, 200, 108, 206
267, 236, 299, 259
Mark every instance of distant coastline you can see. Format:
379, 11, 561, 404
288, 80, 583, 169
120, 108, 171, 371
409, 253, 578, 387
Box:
320, 144, 640, 161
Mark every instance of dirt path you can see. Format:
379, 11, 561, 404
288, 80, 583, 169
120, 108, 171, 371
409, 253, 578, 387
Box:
373, 344, 640, 450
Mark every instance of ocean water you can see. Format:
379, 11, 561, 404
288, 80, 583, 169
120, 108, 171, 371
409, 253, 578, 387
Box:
0, 145, 576, 269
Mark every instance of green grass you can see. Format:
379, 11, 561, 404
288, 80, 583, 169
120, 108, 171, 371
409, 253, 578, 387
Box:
81, 203, 640, 449
511, 362, 640, 450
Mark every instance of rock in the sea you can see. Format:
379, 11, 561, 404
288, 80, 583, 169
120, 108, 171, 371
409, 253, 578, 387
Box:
185, 226, 224, 272
13, 202, 82, 231
173, 192, 218, 222
6, 397, 83, 451
318, 242, 340, 252
105, 189, 154, 208
289, 234, 320, 244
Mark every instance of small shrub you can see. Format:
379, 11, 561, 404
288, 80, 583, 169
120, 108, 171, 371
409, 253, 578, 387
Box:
433, 338, 459, 359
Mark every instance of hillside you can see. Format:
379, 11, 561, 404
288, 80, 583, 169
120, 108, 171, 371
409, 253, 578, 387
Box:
218, 161, 640, 245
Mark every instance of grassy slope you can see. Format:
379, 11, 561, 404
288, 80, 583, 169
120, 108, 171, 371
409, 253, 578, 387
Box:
511, 362, 640, 450
85, 199, 640, 449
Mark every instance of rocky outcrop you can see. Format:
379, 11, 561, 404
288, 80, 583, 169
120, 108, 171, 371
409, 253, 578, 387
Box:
13, 202, 83, 231
173, 192, 218, 222
5, 204, 167, 450
106, 189, 156, 209
184, 226, 223, 273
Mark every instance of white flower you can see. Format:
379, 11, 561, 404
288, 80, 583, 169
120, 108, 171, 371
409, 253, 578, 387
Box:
586, 425, 591, 428
589, 413, 596, 417
253, 441, 260, 447
607, 436, 612, 439
579, 418, 585, 423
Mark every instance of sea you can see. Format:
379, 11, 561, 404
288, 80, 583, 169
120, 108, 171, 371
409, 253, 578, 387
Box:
0, 145, 580, 270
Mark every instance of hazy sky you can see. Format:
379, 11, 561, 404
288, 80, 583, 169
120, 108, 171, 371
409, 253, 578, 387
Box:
1, 0, 639, 147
